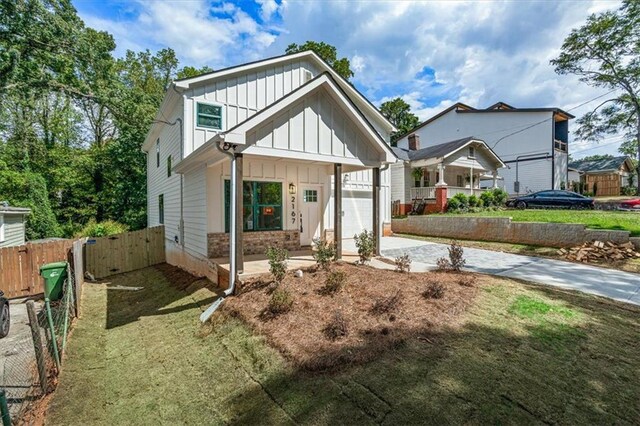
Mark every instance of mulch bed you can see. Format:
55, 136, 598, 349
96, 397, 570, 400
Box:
224, 262, 481, 372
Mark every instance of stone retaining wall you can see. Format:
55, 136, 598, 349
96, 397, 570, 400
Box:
208, 230, 300, 258
391, 216, 639, 249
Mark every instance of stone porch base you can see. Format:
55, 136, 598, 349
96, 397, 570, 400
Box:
207, 230, 300, 258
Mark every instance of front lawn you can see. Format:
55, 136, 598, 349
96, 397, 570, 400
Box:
46, 264, 640, 425
441, 209, 640, 236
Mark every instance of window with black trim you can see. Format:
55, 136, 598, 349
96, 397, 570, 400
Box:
225, 181, 282, 232
159, 194, 164, 224
303, 189, 318, 202
196, 102, 222, 129
156, 139, 160, 167
167, 156, 172, 178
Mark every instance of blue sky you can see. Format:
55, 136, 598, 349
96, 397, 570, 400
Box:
73, 0, 624, 158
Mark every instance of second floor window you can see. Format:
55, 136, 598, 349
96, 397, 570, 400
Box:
196, 102, 222, 129
167, 156, 172, 178
156, 139, 160, 167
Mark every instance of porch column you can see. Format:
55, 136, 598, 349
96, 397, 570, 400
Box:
334, 163, 342, 260
235, 153, 244, 273
470, 163, 474, 196
492, 170, 498, 188
372, 167, 380, 256
437, 162, 446, 185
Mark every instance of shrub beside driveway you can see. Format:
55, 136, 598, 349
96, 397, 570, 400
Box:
46, 264, 640, 425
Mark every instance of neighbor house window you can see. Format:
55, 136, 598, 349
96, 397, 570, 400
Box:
167, 156, 172, 178
456, 175, 464, 187
156, 139, 160, 168
225, 181, 282, 232
158, 194, 164, 225
468, 147, 475, 158
196, 102, 222, 129
0, 214, 4, 242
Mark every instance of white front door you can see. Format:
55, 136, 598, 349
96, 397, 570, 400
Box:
299, 186, 322, 246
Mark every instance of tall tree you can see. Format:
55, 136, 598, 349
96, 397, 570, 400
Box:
551, 0, 640, 192
379, 97, 420, 145
285, 41, 354, 80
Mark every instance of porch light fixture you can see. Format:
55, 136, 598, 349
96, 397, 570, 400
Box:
289, 183, 296, 195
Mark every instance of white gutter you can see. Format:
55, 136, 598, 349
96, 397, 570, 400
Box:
200, 136, 238, 322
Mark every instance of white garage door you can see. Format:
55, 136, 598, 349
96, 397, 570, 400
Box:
342, 189, 373, 238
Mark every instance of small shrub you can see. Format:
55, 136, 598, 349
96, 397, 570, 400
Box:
370, 291, 402, 315
436, 240, 466, 272
323, 310, 349, 340
422, 281, 445, 299
312, 238, 336, 269
446, 197, 461, 212
468, 194, 480, 207
354, 229, 375, 264
75, 220, 128, 238
320, 270, 347, 295
480, 191, 495, 207
451, 193, 469, 208
490, 188, 509, 206
457, 274, 477, 287
267, 288, 293, 315
394, 254, 411, 273
265, 246, 289, 284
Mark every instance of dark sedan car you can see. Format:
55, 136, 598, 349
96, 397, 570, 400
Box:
506, 190, 595, 210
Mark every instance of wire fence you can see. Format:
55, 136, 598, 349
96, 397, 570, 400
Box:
0, 264, 77, 424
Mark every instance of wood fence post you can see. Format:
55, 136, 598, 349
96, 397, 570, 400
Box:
26, 300, 48, 393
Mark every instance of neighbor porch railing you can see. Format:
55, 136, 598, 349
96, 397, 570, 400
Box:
410, 186, 489, 200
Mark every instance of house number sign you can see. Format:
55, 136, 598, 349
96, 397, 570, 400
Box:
290, 195, 296, 224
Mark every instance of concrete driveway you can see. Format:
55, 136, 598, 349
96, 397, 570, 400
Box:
343, 237, 640, 306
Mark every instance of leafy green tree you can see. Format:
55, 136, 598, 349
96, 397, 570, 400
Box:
379, 97, 420, 145
285, 41, 354, 80
177, 65, 214, 80
551, 0, 640, 193
0, 166, 61, 239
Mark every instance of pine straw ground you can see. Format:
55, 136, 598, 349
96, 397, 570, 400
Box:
224, 263, 479, 372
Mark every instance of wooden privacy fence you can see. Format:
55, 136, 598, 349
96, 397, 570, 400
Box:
0, 240, 73, 299
586, 173, 621, 197
85, 226, 165, 279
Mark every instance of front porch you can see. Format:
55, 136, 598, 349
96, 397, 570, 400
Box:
410, 163, 499, 201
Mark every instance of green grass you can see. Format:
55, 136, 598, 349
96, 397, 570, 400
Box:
441, 209, 640, 236
46, 266, 640, 425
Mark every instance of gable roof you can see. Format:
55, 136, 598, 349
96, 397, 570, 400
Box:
174, 72, 396, 174
0, 202, 31, 215
173, 50, 396, 132
395, 101, 575, 142
568, 156, 634, 173
392, 136, 505, 168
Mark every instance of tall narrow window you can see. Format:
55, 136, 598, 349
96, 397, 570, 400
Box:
156, 138, 160, 168
158, 194, 164, 225
167, 156, 172, 178
196, 103, 222, 129
468, 146, 475, 158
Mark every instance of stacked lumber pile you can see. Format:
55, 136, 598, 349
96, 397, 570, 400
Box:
557, 241, 640, 263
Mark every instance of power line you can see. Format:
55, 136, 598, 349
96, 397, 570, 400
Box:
490, 89, 618, 149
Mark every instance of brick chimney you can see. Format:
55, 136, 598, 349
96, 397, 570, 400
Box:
408, 134, 420, 151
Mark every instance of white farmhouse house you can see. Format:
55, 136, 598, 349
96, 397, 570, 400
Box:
142, 51, 396, 284
394, 102, 574, 196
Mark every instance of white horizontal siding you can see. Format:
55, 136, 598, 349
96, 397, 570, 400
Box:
147, 102, 182, 244
183, 166, 208, 256
0, 214, 26, 247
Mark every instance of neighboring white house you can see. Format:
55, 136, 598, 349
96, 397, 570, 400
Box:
390, 136, 505, 214
142, 51, 396, 283
0, 202, 31, 248
395, 101, 574, 195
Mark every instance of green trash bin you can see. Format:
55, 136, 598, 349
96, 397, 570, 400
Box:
40, 261, 68, 301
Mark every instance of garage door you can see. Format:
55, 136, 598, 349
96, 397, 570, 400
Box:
342, 189, 372, 238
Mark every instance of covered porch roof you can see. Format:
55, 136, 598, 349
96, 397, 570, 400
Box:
175, 72, 397, 175
391, 137, 505, 170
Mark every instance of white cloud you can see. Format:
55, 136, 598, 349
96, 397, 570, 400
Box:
77, 0, 626, 156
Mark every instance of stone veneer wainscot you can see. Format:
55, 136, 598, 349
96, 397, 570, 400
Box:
208, 230, 300, 258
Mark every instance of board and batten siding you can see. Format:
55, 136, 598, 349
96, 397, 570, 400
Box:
147, 103, 182, 244
0, 214, 27, 248
245, 87, 381, 164
183, 60, 319, 156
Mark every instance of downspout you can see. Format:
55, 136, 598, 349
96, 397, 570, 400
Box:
200, 137, 237, 322
551, 113, 556, 189
171, 84, 186, 247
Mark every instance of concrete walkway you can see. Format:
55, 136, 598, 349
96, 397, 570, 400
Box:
343, 237, 640, 306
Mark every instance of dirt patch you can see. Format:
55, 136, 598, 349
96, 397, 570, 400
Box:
154, 263, 214, 293
224, 263, 480, 372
